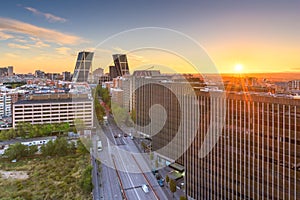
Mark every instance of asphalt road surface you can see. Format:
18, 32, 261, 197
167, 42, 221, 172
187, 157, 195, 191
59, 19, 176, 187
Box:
93, 115, 168, 200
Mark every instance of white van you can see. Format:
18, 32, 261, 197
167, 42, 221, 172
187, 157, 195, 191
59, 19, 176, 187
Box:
142, 184, 149, 193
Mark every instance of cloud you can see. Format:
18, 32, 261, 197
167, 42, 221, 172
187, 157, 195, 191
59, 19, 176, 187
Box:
25, 7, 67, 23
5, 53, 19, 58
56, 47, 71, 55
0, 31, 14, 40
30, 40, 50, 48
0, 17, 84, 45
8, 43, 30, 49
290, 67, 300, 71
14, 38, 27, 43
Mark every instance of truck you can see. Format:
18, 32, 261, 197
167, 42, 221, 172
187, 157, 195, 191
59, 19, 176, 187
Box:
103, 116, 108, 125
97, 141, 102, 151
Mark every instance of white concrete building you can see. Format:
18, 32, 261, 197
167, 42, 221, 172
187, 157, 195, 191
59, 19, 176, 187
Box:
0, 93, 12, 117
12, 94, 93, 128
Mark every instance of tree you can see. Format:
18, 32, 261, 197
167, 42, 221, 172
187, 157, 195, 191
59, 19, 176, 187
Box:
4, 142, 28, 160
169, 179, 177, 198
69, 141, 77, 154
0, 128, 16, 140
155, 159, 159, 168
27, 145, 38, 156
180, 196, 187, 200
94, 96, 105, 122
101, 88, 111, 106
76, 140, 89, 155
74, 118, 86, 133
41, 140, 55, 156
165, 175, 170, 185
53, 137, 69, 156
41, 138, 72, 157
130, 108, 136, 123
141, 141, 147, 151
149, 152, 154, 160
80, 165, 93, 194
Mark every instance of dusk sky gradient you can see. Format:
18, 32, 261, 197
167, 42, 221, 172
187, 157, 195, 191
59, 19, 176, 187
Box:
0, 0, 299, 74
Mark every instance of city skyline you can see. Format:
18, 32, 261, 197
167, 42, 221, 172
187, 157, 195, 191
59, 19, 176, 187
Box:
0, 0, 299, 74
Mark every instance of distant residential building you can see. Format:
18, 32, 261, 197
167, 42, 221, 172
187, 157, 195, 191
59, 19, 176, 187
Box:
109, 65, 118, 80
8, 93, 18, 104
93, 68, 104, 77
288, 80, 300, 91
44, 73, 62, 80
0, 93, 12, 117
35, 70, 45, 78
0, 67, 8, 76
72, 51, 94, 82
62, 71, 72, 81
92, 68, 104, 83
132, 70, 160, 77
12, 93, 93, 128
99, 75, 111, 85
7, 66, 13, 76
112, 54, 130, 76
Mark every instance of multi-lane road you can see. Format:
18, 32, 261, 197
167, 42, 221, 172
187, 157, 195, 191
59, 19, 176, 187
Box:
92, 115, 168, 200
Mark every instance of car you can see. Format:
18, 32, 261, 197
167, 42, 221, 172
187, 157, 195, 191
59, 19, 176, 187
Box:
142, 184, 149, 193
114, 135, 118, 138
124, 133, 128, 137
118, 134, 121, 138
158, 179, 164, 187
155, 173, 162, 180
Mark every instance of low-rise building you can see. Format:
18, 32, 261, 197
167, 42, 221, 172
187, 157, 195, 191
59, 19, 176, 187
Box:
12, 94, 93, 128
0, 136, 57, 155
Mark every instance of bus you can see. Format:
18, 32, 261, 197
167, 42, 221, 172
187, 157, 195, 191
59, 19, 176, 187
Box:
97, 141, 102, 151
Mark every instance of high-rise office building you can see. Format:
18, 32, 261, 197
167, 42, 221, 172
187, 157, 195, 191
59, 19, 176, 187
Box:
132, 76, 300, 199
184, 92, 300, 199
112, 54, 130, 76
109, 65, 118, 80
72, 51, 94, 82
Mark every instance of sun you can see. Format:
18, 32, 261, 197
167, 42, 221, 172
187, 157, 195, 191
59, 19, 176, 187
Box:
234, 64, 243, 72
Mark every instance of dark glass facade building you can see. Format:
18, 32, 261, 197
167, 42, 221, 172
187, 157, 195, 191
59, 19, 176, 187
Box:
109, 65, 118, 80
72, 51, 94, 82
112, 54, 130, 76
